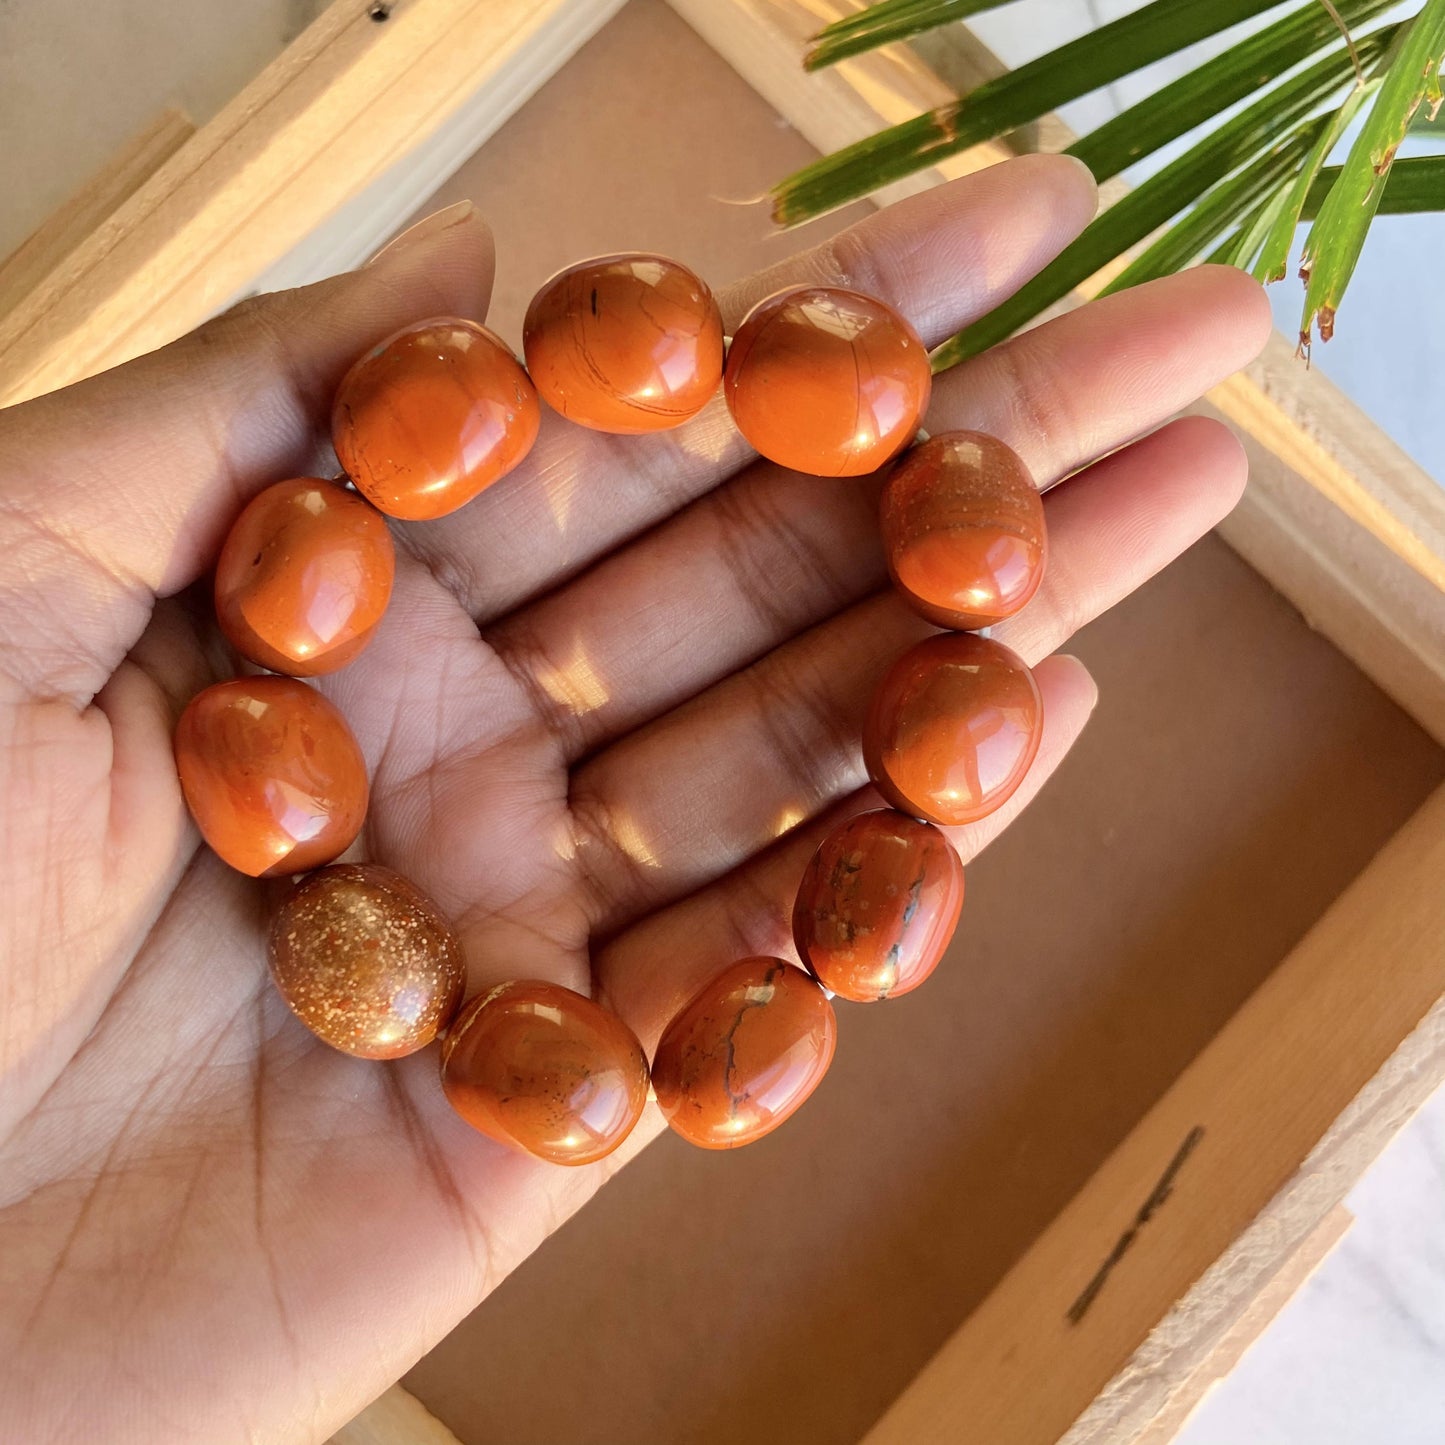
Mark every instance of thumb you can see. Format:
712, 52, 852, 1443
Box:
0, 200, 493, 707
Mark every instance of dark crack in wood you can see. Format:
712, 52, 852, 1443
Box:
1065, 1124, 1206, 1326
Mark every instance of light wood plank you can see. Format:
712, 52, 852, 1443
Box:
864, 782, 1445, 1445
670, 0, 1445, 743
328, 1384, 462, 1445
1213, 365, 1445, 753
0, 109, 195, 324
1214, 361, 1445, 595
1129, 1205, 1353, 1445
0, 0, 624, 408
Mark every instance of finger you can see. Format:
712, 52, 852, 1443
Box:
595, 654, 1098, 1036
487, 266, 1270, 761
569, 416, 1245, 936
0, 202, 493, 705
941, 264, 1271, 484
409, 156, 1098, 622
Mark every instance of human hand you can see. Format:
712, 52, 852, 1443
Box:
0, 156, 1271, 1441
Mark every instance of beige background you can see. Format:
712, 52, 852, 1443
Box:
0, 0, 325, 263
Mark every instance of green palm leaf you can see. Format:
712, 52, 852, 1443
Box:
1228, 189, 1296, 270
1305, 151, 1445, 211
806, 0, 1017, 70
1301, 2, 1445, 343
1068, 0, 1399, 183
790, 1, 1445, 349
1252, 69, 1384, 283
929, 25, 1400, 370
1099, 118, 1331, 297
773, 0, 1293, 225
1190, 150, 1445, 265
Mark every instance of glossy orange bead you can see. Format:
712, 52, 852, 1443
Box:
332, 318, 539, 520
793, 810, 964, 1002
214, 477, 395, 676
268, 864, 464, 1059
174, 676, 369, 878
651, 958, 837, 1150
523, 253, 724, 432
864, 633, 1042, 827
881, 431, 1046, 630
440, 982, 649, 1166
723, 285, 931, 476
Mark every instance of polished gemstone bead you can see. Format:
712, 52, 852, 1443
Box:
881, 431, 1046, 630
523, 253, 724, 432
441, 981, 649, 1166
214, 477, 395, 676
864, 633, 1042, 827
268, 864, 464, 1058
722, 285, 931, 476
793, 810, 964, 1002
651, 957, 837, 1149
332, 318, 539, 520
174, 676, 369, 877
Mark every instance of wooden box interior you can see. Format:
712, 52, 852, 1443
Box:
379, 5, 1445, 1441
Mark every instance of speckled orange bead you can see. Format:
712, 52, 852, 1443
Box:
332, 318, 539, 520
793, 810, 964, 1002
523, 254, 724, 432
864, 633, 1042, 827
441, 981, 649, 1166
651, 957, 837, 1149
881, 431, 1046, 630
723, 285, 931, 476
174, 676, 369, 878
214, 477, 395, 676
268, 864, 464, 1058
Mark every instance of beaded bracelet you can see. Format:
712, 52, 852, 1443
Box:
174, 252, 1047, 1165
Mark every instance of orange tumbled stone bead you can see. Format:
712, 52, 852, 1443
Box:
881, 431, 1046, 630
441, 982, 649, 1166
864, 633, 1042, 827
723, 285, 931, 476
268, 864, 464, 1059
332, 318, 539, 520
523, 253, 724, 432
174, 676, 369, 877
214, 477, 395, 676
793, 810, 964, 1002
651, 958, 837, 1150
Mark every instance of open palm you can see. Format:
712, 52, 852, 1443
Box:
0, 158, 1270, 1442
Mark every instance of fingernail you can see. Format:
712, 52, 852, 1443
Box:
1047, 154, 1100, 216
1055, 653, 1101, 706
366, 200, 478, 267
1057, 154, 1097, 185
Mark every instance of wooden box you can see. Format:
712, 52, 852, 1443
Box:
3, 3, 1443, 1442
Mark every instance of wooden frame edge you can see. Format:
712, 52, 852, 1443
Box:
1128, 1204, 1354, 1445
328, 1383, 462, 1444
0, 109, 196, 324
863, 781, 1445, 1445
0, 0, 625, 408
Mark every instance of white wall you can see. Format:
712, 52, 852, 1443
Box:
0, 0, 321, 259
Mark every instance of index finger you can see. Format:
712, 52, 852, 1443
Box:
0, 202, 493, 706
